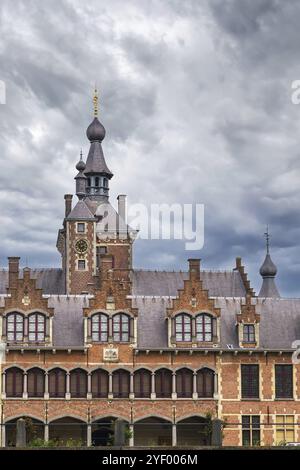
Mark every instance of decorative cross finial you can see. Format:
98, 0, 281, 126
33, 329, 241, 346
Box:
93, 86, 98, 117
264, 225, 270, 254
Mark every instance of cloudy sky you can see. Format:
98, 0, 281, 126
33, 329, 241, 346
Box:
1, 0, 300, 296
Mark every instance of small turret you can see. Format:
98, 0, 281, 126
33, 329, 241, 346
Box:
258, 226, 280, 298
75, 150, 86, 200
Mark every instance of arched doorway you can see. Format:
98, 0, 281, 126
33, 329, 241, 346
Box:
91, 417, 129, 446
5, 417, 44, 447
134, 417, 172, 446
49, 417, 86, 446
177, 416, 211, 446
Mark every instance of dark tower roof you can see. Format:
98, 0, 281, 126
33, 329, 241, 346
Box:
258, 227, 280, 298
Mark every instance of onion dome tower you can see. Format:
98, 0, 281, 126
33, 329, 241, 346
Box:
84, 88, 113, 202
258, 226, 280, 298
74, 150, 86, 200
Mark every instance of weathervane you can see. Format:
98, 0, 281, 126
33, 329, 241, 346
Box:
93, 86, 98, 117
264, 225, 270, 254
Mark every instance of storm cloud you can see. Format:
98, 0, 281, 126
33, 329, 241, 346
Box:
0, 0, 300, 296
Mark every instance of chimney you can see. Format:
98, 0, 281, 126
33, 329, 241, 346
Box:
64, 194, 73, 218
117, 194, 127, 237
8, 257, 20, 289
188, 258, 200, 281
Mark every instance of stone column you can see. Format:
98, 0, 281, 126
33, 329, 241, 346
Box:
129, 424, 134, 447
213, 372, 219, 399
129, 372, 134, 399
172, 371, 177, 400
2, 372, 6, 398
87, 373, 92, 400
44, 371, 49, 400
16, 418, 26, 447
87, 423, 92, 447
193, 372, 198, 400
108, 373, 113, 399
172, 424, 177, 447
23, 372, 28, 399
44, 424, 49, 442
1, 424, 6, 447
151, 372, 156, 399
66, 372, 71, 400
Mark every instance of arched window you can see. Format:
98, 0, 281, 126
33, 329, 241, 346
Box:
176, 368, 193, 398
134, 369, 151, 398
6, 313, 24, 342
155, 369, 172, 398
196, 314, 213, 342
6, 367, 23, 397
91, 313, 108, 342
112, 369, 130, 398
27, 368, 45, 397
112, 314, 130, 342
49, 368, 66, 398
197, 368, 214, 398
175, 314, 191, 342
28, 313, 46, 342
70, 369, 87, 398
91, 369, 109, 398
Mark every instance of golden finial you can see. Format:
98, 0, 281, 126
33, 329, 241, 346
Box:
93, 86, 98, 117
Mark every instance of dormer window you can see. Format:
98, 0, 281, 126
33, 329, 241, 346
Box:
91, 313, 108, 342
112, 313, 129, 342
243, 324, 255, 343
175, 314, 191, 342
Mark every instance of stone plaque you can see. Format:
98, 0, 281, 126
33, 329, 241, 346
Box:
103, 346, 119, 362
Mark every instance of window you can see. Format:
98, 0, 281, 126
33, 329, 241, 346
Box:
91, 314, 108, 342
134, 369, 151, 398
49, 368, 66, 398
176, 368, 193, 398
6, 313, 24, 342
5, 367, 23, 397
97, 246, 107, 255
276, 415, 295, 445
243, 324, 255, 343
77, 223, 85, 233
112, 314, 130, 342
197, 368, 214, 397
112, 370, 130, 398
196, 314, 213, 342
28, 313, 46, 342
241, 365, 259, 399
155, 369, 172, 398
275, 365, 293, 399
87, 178, 91, 187
95, 177, 99, 187
103, 178, 108, 188
175, 314, 191, 342
91, 369, 109, 398
27, 368, 45, 397
78, 260, 86, 270
242, 416, 260, 446
70, 369, 87, 398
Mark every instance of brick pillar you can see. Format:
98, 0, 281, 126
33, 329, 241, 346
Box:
64, 194, 73, 218
8, 257, 20, 289
188, 258, 200, 281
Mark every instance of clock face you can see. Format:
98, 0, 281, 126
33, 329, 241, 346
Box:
75, 239, 88, 254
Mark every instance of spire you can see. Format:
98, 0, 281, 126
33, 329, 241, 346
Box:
258, 226, 280, 298
84, 89, 113, 202
75, 150, 86, 200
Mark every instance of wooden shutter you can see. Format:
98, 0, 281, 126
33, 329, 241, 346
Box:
70, 369, 87, 398
6, 368, 23, 397
156, 369, 172, 398
134, 369, 151, 398
176, 369, 193, 398
49, 369, 66, 398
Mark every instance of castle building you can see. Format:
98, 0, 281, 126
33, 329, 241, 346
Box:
0, 93, 299, 447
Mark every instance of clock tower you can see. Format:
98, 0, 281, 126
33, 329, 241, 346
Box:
56, 91, 137, 294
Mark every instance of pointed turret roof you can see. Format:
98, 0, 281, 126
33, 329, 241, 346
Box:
258, 227, 280, 298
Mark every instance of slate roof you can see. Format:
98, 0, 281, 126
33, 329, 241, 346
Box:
66, 200, 95, 220
84, 140, 113, 177
49, 296, 88, 347
0, 268, 65, 295
131, 270, 246, 297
